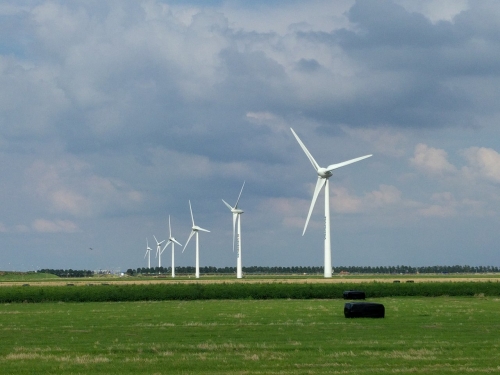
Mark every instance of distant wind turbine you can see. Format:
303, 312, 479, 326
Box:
290, 128, 372, 278
163, 216, 182, 278
222, 181, 245, 279
144, 239, 152, 269
153, 235, 165, 269
182, 201, 210, 279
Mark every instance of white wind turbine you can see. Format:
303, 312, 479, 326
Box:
290, 128, 372, 278
182, 200, 210, 279
222, 181, 245, 279
154, 235, 165, 269
163, 215, 182, 278
144, 238, 152, 269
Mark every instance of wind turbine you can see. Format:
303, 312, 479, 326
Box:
222, 181, 245, 279
144, 238, 152, 269
163, 215, 182, 278
182, 201, 210, 279
290, 128, 372, 278
153, 235, 165, 269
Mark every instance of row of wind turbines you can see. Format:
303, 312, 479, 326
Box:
144, 185, 245, 279
144, 128, 372, 279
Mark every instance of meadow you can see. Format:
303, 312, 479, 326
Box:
1, 296, 500, 374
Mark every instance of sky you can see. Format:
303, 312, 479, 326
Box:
1, 0, 500, 272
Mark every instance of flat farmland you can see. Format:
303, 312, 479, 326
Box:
1, 296, 500, 374
2, 273, 500, 287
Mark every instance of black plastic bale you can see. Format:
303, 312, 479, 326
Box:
344, 302, 385, 318
343, 290, 366, 300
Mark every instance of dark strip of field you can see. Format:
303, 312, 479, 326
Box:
1, 281, 499, 303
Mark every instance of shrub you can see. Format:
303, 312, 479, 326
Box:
0, 281, 499, 303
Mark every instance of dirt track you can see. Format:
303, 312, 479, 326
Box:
1, 276, 499, 287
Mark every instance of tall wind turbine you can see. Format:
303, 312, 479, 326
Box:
153, 235, 165, 269
163, 215, 182, 278
182, 201, 210, 279
290, 128, 372, 278
144, 238, 152, 269
222, 181, 245, 279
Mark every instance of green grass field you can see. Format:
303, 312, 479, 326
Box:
0, 272, 59, 282
1, 296, 499, 374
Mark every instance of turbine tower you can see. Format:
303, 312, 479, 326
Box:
144, 238, 152, 269
182, 200, 210, 279
290, 128, 372, 278
222, 181, 245, 279
153, 235, 165, 269
163, 215, 182, 278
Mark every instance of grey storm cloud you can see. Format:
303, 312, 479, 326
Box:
294, 0, 500, 131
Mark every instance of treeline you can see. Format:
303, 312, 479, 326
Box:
127, 265, 500, 276
3, 282, 500, 303
37, 269, 94, 278
336, 265, 500, 274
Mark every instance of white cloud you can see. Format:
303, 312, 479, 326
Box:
462, 147, 500, 184
33, 219, 79, 233
25, 157, 143, 217
246, 111, 288, 133
410, 143, 457, 175
261, 197, 313, 230
331, 186, 363, 213
343, 127, 407, 157
364, 184, 403, 208
417, 192, 457, 218
330, 184, 404, 214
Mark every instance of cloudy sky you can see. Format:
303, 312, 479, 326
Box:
2, 0, 500, 272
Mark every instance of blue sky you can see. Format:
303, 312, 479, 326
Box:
1, 0, 500, 272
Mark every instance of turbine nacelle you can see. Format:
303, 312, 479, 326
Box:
192, 225, 210, 233
153, 235, 165, 246
166, 216, 183, 248
231, 208, 244, 214
169, 236, 181, 245
317, 168, 332, 178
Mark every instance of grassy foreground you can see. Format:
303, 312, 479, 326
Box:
1, 297, 500, 374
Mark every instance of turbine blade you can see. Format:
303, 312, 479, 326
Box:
144, 250, 148, 258
172, 238, 182, 247
153, 235, 159, 245
222, 199, 233, 210
189, 200, 195, 227
326, 154, 372, 172
163, 241, 172, 251
183, 231, 195, 253
234, 181, 245, 208
168, 215, 172, 237
232, 212, 237, 252
290, 128, 320, 171
303, 177, 326, 236
197, 227, 210, 233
